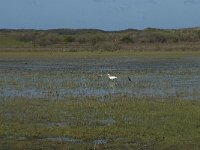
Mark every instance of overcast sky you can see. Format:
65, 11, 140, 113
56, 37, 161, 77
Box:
0, 0, 200, 30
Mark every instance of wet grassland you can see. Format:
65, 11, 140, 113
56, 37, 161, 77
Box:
0, 51, 200, 149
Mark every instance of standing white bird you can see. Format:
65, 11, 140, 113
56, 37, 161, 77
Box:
107, 74, 117, 80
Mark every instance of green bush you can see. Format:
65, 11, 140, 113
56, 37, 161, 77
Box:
64, 36, 75, 43
120, 35, 134, 43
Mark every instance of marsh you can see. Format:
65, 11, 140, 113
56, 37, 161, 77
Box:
0, 51, 200, 149
1, 52, 200, 100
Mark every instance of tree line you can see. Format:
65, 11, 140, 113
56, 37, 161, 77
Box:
1, 28, 200, 50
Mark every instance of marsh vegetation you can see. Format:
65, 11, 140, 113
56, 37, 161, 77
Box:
0, 51, 200, 149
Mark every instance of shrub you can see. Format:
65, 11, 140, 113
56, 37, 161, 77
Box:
120, 35, 134, 43
64, 36, 75, 43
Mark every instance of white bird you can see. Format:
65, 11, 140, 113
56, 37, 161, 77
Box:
107, 74, 117, 80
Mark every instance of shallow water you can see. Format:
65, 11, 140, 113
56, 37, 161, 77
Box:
43, 137, 82, 143
1, 57, 200, 100
93, 139, 107, 145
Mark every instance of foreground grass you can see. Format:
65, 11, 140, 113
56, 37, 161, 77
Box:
0, 97, 200, 149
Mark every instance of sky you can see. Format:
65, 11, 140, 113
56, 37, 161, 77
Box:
0, 0, 200, 31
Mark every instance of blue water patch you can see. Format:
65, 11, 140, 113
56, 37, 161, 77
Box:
1, 57, 200, 100
93, 139, 107, 145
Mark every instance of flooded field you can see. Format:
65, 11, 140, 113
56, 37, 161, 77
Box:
1, 55, 200, 100
1, 52, 200, 149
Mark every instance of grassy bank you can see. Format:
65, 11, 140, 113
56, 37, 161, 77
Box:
0, 98, 200, 149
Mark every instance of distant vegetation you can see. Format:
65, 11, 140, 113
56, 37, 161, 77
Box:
1, 27, 200, 51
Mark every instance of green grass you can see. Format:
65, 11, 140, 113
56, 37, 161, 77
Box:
0, 37, 32, 48
0, 98, 200, 149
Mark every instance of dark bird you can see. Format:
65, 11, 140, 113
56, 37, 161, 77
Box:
128, 76, 132, 82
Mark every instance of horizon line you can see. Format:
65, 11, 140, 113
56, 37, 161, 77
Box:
0, 26, 200, 32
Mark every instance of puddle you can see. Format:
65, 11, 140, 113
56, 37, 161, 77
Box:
18, 137, 27, 141
43, 137, 82, 143
100, 118, 116, 126
93, 139, 107, 145
48, 122, 69, 127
